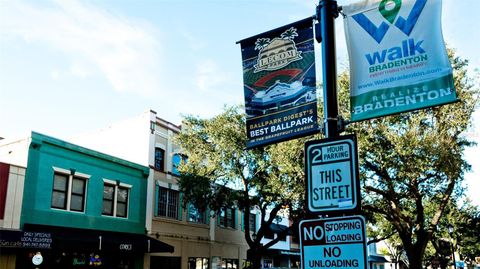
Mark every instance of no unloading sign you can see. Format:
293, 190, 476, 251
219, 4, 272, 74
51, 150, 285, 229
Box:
305, 134, 360, 213
299, 216, 367, 269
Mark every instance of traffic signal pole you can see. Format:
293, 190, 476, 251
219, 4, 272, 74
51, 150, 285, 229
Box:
318, 0, 340, 138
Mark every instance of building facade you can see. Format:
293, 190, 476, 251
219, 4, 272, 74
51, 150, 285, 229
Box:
70, 111, 256, 269
0, 132, 172, 269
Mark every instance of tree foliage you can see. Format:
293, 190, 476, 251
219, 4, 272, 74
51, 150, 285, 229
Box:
175, 106, 316, 269
338, 51, 479, 269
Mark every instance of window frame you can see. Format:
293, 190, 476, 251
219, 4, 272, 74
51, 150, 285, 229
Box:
157, 186, 180, 219
218, 207, 236, 229
188, 257, 209, 269
102, 179, 131, 218
248, 213, 256, 232
187, 203, 207, 224
172, 153, 187, 176
154, 147, 165, 172
221, 259, 238, 269
51, 167, 89, 213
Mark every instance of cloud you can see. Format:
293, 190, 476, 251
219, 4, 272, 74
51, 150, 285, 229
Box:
195, 59, 231, 92
0, 0, 163, 96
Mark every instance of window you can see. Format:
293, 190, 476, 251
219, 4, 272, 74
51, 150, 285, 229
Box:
219, 207, 236, 228
157, 187, 179, 219
51, 171, 87, 212
172, 153, 187, 176
155, 148, 165, 171
188, 203, 206, 224
249, 213, 256, 232
188, 257, 209, 269
222, 259, 238, 269
102, 181, 130, 218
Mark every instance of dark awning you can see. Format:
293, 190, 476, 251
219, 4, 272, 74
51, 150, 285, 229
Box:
23, 224, 173, 253
269, 223, 289, 234
369, 255, 389, 263
264, 248, 300, 257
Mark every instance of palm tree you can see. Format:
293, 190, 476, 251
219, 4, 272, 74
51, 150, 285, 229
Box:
281, 27, 298, 40
254, 38, 270, 51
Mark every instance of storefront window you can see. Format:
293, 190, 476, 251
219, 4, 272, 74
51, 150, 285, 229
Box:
188, 257, 209, 269
221, 259, 238, 269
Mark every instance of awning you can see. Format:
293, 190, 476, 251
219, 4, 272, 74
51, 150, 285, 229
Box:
269, 223, 289, 234
368, 255, 389, 263
264, 249, 300, 257
23, 224, 174, 253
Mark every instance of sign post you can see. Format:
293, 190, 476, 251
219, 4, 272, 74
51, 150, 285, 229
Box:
305, 134, 360, 214
299, 216, 368, 269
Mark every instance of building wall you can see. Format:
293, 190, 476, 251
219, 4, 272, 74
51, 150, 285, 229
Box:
21, 132, 149, 234
0, 163, 25, 229
0, 163, 26, 269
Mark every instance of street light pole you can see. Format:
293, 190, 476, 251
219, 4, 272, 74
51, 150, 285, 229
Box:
448, 224, 457, 269
318, 0, 340, 139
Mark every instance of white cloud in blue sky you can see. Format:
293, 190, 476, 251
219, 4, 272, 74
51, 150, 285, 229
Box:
1, 0, 163, 96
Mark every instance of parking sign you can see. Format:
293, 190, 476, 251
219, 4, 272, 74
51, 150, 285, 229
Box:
305, 134, 360, 214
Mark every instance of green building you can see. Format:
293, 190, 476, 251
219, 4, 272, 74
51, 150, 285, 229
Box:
0, 132, 172, 269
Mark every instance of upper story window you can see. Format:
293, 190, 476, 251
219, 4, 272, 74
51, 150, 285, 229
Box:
249, 213, 256, 232
102, 180, 131, 218
51, 169, 89, 212
157, 186, 179, 219
172, 153, 187, 176
188, 203, 206, 224
155, 147, 165, 172
218, 207, 236, 229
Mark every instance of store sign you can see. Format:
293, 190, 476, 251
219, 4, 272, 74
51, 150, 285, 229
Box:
119, 243, 133, 251
239, 17, 318, 148
343, 0, 456, 121
21, 232, 52, 249
0, 231, 52, 249
305, 135, 360, 214
299, 216, 367, 269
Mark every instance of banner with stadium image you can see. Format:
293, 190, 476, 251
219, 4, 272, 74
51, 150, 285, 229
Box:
343, 0, 456, 122
239, 18, 318, 149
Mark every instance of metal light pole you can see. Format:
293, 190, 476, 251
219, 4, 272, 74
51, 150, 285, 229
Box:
448, 224, 457, 269
318, 0, 340, 139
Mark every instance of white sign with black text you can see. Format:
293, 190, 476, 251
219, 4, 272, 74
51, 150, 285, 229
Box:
305, 134, 360, 213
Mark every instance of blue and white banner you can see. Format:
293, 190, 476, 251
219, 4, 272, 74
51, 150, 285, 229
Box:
343, 0, 456, 122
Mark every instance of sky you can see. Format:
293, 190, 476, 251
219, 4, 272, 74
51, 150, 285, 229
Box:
0, 0, 479, 206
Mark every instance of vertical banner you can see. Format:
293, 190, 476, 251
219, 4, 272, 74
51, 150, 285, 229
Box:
239, 18, 318, 149
343, 0, 456, 122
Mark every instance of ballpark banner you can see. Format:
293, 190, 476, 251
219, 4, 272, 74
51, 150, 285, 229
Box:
343, 0, 456, 122
239, 18, 318, 148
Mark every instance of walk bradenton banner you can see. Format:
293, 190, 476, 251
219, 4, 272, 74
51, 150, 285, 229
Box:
343, 0, 456, 122
238, 18, 318, 149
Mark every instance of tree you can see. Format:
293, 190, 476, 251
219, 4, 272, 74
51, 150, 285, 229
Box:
338, 51, 479, 269
175, 106, 312, 269
440, 200, 480, 264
